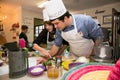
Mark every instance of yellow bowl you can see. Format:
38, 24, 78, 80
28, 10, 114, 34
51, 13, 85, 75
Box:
62, 61, 72, 70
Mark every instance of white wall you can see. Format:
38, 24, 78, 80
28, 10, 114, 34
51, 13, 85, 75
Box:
21, 8, 43, 42
3, 6, 21, 43
71, 2, 120, 28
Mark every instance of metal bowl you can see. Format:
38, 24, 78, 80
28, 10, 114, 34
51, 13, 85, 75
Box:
28, 65, 45, 76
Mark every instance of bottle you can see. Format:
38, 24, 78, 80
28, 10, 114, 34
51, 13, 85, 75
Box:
63, 46, 70, 58
55, 55, 63, 77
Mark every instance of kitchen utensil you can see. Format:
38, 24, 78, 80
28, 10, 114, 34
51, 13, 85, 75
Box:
94, 42, 113, 59
8, 50, 28, 78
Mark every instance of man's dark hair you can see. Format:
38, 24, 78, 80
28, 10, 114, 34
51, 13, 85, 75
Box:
21, 25, 28, 30
51, 11, 71, 22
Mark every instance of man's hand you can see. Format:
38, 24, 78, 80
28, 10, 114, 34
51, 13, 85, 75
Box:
36, 57, 48, 65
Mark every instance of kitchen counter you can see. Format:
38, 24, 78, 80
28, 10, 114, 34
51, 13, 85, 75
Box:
0, 71, 67, 80
0, 57, 67, 80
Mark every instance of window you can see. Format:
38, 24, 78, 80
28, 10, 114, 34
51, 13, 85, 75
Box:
34, 18, 44, 39
34, 25, 44, 38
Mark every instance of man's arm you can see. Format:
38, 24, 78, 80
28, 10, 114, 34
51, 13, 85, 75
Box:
56, 45, 68, 55
49, 44, 60, 56
56, 40, 69, 55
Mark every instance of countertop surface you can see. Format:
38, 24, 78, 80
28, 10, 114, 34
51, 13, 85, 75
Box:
0, 57, 67, 80
1, 52, 112, 80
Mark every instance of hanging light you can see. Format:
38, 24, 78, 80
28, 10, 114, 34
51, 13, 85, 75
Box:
37, 0, 48, 8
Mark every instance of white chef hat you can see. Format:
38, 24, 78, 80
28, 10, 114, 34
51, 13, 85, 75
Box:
43, 9, 49, 21
44, 0, 67, 20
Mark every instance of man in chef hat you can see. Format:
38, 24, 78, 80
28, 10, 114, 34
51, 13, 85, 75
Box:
41, 0, 104, 59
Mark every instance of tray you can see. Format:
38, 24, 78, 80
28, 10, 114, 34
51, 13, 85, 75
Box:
62, 62, 113, 80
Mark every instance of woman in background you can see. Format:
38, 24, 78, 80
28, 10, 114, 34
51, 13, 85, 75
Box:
19, 25, 29, 48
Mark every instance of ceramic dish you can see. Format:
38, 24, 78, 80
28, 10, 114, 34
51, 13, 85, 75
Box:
62, 62, 113, 80
69, 62, 83, 69
28, 65, 45, 76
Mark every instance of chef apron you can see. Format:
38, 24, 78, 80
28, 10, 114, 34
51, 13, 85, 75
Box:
46, 32, 54, 50
61, 16, 94, 58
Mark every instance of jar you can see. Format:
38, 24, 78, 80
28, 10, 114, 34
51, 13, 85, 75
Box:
55, 56, 63, 77
46, 56, 62, 79
47, 65, 59, 79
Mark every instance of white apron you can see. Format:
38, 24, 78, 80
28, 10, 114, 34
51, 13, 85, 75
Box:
61, 16, 94, 58
47, 32, 54, 50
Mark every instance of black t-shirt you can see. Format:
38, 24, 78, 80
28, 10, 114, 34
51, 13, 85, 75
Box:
19, 32, 28, 47
33, 29, 55, 45
33, 29, 68, 46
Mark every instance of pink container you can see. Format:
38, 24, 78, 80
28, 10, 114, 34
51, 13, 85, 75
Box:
107, 58, 120, 80
19, 39, 26, 49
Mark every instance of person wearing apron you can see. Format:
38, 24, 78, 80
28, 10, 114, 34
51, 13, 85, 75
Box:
61, 16, 94, 58
32, 21, 55, 58
32, 9, 55, 58
39, 0, 104, 60
46, 32, 55, 50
